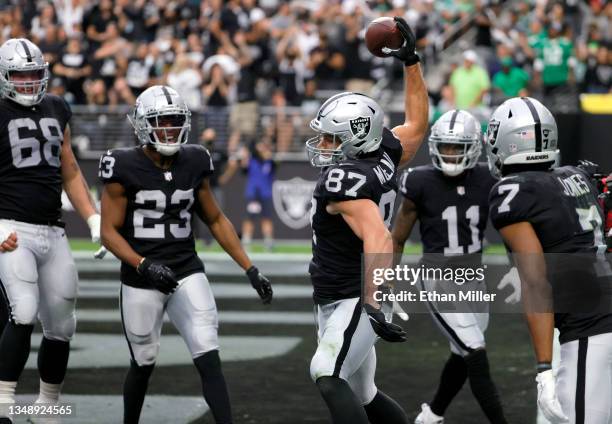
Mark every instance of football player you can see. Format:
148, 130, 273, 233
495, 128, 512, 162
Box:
0, 38, 102, 422
99, 85, 272, 424
306, 17, 428, 424
486, 97, 612, 423
392, 110, 509, 424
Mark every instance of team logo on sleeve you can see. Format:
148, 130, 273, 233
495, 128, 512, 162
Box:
349, 117, 371, 140
486, 120, 500, 146
272, 177, 317, 229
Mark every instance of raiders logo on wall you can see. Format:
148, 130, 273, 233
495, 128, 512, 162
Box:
272, 177, 317, 230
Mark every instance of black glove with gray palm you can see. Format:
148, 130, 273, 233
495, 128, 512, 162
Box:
247, 266, 273, 304
137, 258, 178, 295
389, 16, 420, 66
364, 303, 407, 342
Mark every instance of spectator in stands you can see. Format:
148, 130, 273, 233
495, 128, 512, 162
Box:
48, 77, 66, 98
54, 36, 91, 104
448, 50, 490, 109
84, 78, 108, 106
581, 43, 611, 94
228, 30, 259, 154
202, 63, 232, 107
261, 89, 295, 153
53, 0, 85, 37
201, 128, 237, 202
125, 43, 156, 97
114, 0, 148, 42
492, 56, 530, 98
92, 22, 128, 89
240, 141, 276, 252
276, 25, 306, 106
301, 79, 320, 117
532, 23, 575, 96
108, 77, 136, 107
37, 26, 65, 69
168, 54, 204, 111
307, 32, 346, 90
84, 0, 117, 51
30, 3, 58, 41
185, 33, 205, 67
342, 8, 374, 94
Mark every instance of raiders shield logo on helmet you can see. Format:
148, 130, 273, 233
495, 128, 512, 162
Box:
272, 177, 317, 230
349, 117, 371, 140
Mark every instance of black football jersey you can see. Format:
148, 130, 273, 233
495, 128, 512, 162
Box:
0, 95, 72, 224
399, 163, 497, 257
99, 144, 213, 288
309, 128, 403, 303
489, 166, 612, 343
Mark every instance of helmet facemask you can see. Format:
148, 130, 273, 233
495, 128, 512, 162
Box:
306, 132, 345, 167
146, 113, 190, 156
1, 67, 49, 106
429, 136, 481, 177
128, 85, 191, 157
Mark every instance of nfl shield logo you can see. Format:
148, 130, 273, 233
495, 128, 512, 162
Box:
349, 117, 371, 140
164, 172, 172, 181
457, 186, 465, 196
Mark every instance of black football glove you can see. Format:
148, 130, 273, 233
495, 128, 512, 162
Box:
388, 16, 420, 66
364, 303, 407, 342
577, 159, 599, 175
137, 258, 178, 295
246, 266, 273, 304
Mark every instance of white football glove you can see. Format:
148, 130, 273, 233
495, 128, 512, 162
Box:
536, 370, 568, 423
87, 214, 107, 259
94, 246, 108, 259
497, 266, 521, 304
87, 214, 101, 243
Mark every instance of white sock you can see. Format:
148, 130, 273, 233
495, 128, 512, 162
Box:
36, 380, 62, 403
0, 380, 17, 417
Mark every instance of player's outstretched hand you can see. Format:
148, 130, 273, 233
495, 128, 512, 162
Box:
497, 266, 521, 304
536, 370, 569, 423
364, 303, 407, 342
137, 258, 178, 295
388, 16, 420, 66
247, 266, 273, 304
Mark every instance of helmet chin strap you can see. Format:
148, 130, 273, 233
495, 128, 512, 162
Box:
440, 161, 465, 177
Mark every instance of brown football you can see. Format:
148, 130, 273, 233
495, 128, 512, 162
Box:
365, 17, 404, 58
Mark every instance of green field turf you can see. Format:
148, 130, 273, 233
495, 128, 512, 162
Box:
70, 239, 508, 255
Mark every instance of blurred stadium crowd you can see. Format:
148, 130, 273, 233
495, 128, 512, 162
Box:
0, 0, 609, 154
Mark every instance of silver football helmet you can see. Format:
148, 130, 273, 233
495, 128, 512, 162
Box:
0, 38, 49, 106
306, 92, 384, 167
429, 109, 482, 177
485, 97, 559, 178
128, 85, 191, 156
